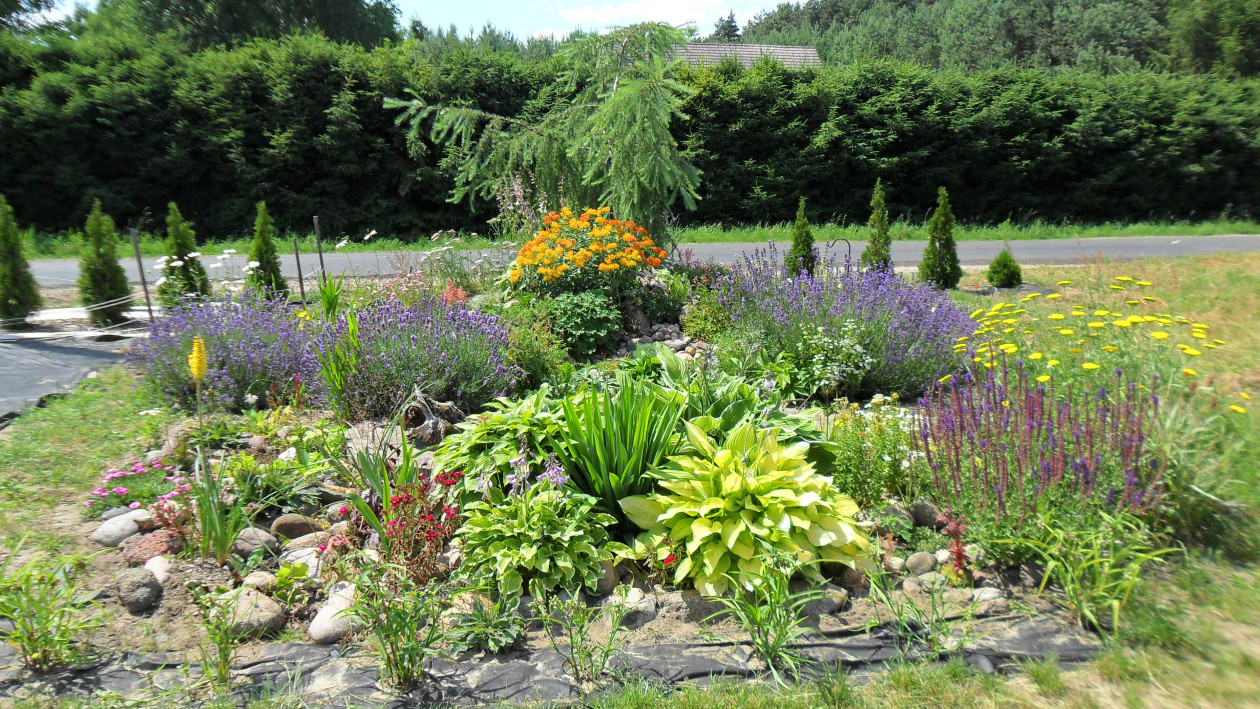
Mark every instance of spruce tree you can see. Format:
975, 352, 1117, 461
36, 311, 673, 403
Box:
919, 187, 962, 290
78, 200, 132, 325
246, 201, 287, 297
786, 196, 816, 277
861, 178, 892, 271
0, 195, 41, 323
157, 202, 211, 307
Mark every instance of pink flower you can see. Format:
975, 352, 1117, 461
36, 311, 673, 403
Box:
318, 545, 328, 552
339, 505, 349, 516
83, 500, 95, 506
128, 501, 141, 509
112, 487, 129, 495
92, 487, 106, 496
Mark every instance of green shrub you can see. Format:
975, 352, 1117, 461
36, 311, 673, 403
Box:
446, 595, 525, 653
636, 285, 684, 324
501, 301, 569, 391
785, 197, 816, 277
0, 542, 100, 672
246, 201, 288, 297
77, 200, 131, 325
681, 290, 732, 342
0, 195, 41, 322
918, 188, 962, 290
822, 397, 917, 509
157, 202, 211, 307
987, 248, 1023, 288
546, 290, 623, 360
621, 421, 874, 596
861, 179, 892, 271
458, 485, 627, 597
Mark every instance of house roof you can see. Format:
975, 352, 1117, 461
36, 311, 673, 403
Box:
674, 43, 823, 69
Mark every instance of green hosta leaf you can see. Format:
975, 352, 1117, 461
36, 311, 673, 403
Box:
620, 496, 665, 528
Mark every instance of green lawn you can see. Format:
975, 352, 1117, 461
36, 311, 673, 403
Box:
22, 218, 1260, 259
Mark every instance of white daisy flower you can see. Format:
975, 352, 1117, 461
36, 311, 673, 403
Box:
169, 260, 184, 267
186, 252, 202, 259
223, 249, 237, 254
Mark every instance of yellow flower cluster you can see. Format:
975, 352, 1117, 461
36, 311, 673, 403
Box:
188, 337, 207, 384
508, 206, 666, 288
961, 275, 1249, 413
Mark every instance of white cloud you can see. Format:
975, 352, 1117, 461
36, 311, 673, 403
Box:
556, 0, 760, 32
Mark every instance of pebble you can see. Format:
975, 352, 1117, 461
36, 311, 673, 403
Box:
885, 556, 907, 574
285, 531, 332, 551
606, 587, 658, 630
270, 514, 323, 540
935, 548, 953, 565
218, 587, 285, 638
99, 506, 132, 521
905, 551, 937, 576
116, 568, 162, 614
243, 571, 278, 592
144, 555, 173, 585
279, 547, 323, 580
232, 527, 279, 557
910, 501, 943, 528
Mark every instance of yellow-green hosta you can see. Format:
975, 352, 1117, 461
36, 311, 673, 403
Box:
621, 421, 874, 597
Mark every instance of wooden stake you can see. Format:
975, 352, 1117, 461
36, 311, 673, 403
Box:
293, 236, 307, 303
312, 216, 327, 286
129, 227, 155, 323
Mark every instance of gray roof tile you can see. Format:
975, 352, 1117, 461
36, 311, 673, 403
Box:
675, 43, 823, 68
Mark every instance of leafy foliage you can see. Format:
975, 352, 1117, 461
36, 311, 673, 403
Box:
445, 594, 526, 653
0, 195, 40, 322
458, 485, 626, 597
106, 0, 401, 49
621, 421, 873, 596
246, 201, 287, 297
785, 197, 816, 277
545, 290, 623, 361
987, 248, 1023, 288
861, 179, 892, 271
0, 542, 100, 672
77, 200, 131, 325
680, 290, 732, 342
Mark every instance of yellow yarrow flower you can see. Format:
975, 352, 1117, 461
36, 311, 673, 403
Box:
1229, 405, 1246, 414
1036, 375, 1051, 383
1082, 362, 1100, 370
1150, 331, 1170, 340
1183, 368, 1197, 376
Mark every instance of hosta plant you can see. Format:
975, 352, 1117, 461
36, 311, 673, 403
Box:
457, 484, 628, 597
621, 422, 874, 596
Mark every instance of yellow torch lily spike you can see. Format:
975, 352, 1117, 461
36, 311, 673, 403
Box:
188, 337, 207, 384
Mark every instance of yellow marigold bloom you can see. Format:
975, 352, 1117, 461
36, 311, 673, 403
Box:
1048, 313, 1066, 320
1230, 405, 1248, 414
1082, 362, 1100, 370
1183, 368, 1197, 376
1150, 331, 1170, 340
188, 337, 207, 384
1029, 352, 1043, 360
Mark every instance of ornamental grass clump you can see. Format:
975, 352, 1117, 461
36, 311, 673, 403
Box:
916, 363, 1164, 548
316, 297, 517, 421
716, 246, 974, 399
130, 291, 318, 411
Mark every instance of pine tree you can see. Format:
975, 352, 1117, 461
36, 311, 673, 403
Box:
0, 195, 41, 323
786, 196, 816, 277
77, 200, 132, 325
919, 187, 962, 290
987, 246, 1023, 288
711, 11, 740, 42
861, 178, 892, 271
246, 201, 288, 297
157, 202, 210, 307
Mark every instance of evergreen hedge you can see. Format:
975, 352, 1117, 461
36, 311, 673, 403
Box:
0, 195, 40, 322
78, 200, 131, 325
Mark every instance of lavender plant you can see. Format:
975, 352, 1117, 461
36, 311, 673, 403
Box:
130, 291, 318, 411
916, 364, 1165, 548
315, 297, 518, 420
716, 245, 973, 399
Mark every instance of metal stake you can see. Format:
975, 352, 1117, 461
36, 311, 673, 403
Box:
293, 236, 307, 303
130, 228, 155, 323
312, 216, 327, 286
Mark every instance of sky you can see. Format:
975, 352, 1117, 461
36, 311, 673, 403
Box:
393, 0, 765, 40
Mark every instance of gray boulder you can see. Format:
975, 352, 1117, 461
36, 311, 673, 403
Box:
232, 527, 279, 558
906, 551, 937, 576
270, 514, 322, 540
218, 587, 285, 638
308, 582, 359, 644
92, 509, 154, 547
116, 568, 162, 614
910, 501, 944, 529
605, 587, 658, 630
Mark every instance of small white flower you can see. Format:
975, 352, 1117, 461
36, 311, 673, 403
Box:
186, 252, 202, 259
153, 263, 167, 271
137, 408, 163, 416
169, 260, 184, 267
431, 232, 442, 240
216, 253, 230, 260
335, 239, 349, 250
207, 263, 222, 269
224, 249, 237, 255
154, 277, 167, 287
247, 261, 260, 269
364, 229, 377, 241
243, 394, 259, 406
155, 255, 170, 263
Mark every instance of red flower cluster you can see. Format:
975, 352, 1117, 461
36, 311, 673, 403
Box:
434, 470, 463, 487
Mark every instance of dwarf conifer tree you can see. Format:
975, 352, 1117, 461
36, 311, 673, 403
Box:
786, 196, 816, 277
78, 200, 131, 325
861, 179, 892, 271
157, 202, 210, 307
919, 187, 962, 290
0, 195, 41, 322
246, 201, 287, 297
987, 246, 1023, 288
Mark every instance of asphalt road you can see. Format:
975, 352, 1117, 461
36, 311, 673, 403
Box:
28, 234, 1260, 287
